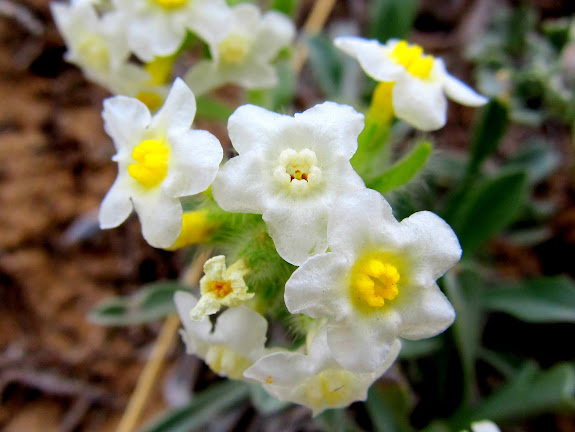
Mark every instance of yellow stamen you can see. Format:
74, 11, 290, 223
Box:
128, 139, 169, 188
390, 40, 434, 80
218, 35, 251, 65
153, 0, 187, 10
351, 255, 400, 309
208, 280, 233, 299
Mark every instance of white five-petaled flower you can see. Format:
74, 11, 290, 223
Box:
335, 36, 488, 131
244, 325, 401, 416
112, 0, 230, 62
99, 78, 223, 248
175, 291, 267, 380
51, 1, 144, 93
185, 3, 295, 95
211, 102, 366, 266
190, 255, 254, 321
284, 188, 461, 373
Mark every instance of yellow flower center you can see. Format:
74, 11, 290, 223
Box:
390, 41, 434, 80
205, 345, 252, 380
128, 139, 170, 188
208, 280, 233, 299
77, 35, 110, 72
153, 0, 187, 10
273, 148, 323, 195
218, 35, 251, 65
304, 369, 356, 409
351, 255, 400, 308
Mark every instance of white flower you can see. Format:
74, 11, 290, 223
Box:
185, 3, 295, 95
334, 36, 488, 131
211, 102, 366, 265
284, 188, 461, 372
175, 291, 267, 380
112, 0, 230, 62
99, 78, 223, 248
468, 420, 501, 432
244, 325, 401, 416
190, 255, 254, 321
51, 2, 138, 91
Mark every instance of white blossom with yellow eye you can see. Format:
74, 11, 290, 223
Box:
284, 188, 461, 373
190, 255, 254, 321
175, 291, 267, 380
335, 36, 488, 131
244, 325, 401, 416
211, 102, 366, 266
185, 3, 295, 95
99, 78, 223, 248
112, 0, 230, 62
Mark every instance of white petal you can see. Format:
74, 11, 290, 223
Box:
326, 316, 399, 373
184, 60, 223, 97
98, 176, 133, 229
471, 420, 501, 432
174, 291, 212, 353
328, 189, 400, 261
392, 76, 447, 131
399, 211, 461, 287
162, 129, 223, 198
102, 95, 150, 153
395, 283, 455, 340
131, 190, 182, 248
211, 153, 270, 214
186, 0, 231, 44
227, 104, 288, 155
212, 306, 267, 359
128, 14, 185, 61
334, 36, 404, 81
255, 11, 295, 61
151, 78, 197, 134
224, 61, 278, 90
244, 351, 316, 387
294, 102, 364, 160
285, 253, 351, 320
443, 74, 488, 107
263, 205, 329, 266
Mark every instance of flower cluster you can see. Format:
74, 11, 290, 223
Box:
87, 8, 488, 410
52, 0, 295, 103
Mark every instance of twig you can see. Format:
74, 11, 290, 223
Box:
115, 250, 210, 432
292, 0, 338, 74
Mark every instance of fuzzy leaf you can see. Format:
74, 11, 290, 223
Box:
504, 138, 560, 185
366, 383, 415, 432
88, 282, 189, 326
368, 141, 432, 193
443, 268, 484, 406
139, 380, 249, 432
369, 0, 418, 43
453, 361, 575, 428
468, 99, 508, 177
482, 276, 575, 323
307, 34, 344, 98
453, 170, 529, 255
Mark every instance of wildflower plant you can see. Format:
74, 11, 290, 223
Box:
54, 0, 575, 430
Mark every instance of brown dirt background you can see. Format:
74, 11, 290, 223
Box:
1, 0, 574, 431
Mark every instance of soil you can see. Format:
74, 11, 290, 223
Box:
0, 0, 574, 431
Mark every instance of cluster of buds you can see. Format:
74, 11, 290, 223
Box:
54, 0, 489, 416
